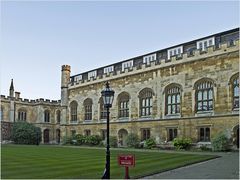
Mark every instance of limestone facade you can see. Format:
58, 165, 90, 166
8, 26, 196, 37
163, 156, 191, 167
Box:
1, 28, 239, 147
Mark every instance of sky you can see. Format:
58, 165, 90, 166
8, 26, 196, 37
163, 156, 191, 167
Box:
1, 1, 239, 100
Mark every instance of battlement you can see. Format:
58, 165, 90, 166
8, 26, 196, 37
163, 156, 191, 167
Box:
0, 95, 61, 105
69, 38, 239, 88
62, 65, 71, 72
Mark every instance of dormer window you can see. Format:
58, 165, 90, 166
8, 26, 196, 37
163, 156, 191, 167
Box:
197, 37, 215, 51
167, 46, 183, 59
143, 53, 156, 65
104, 66, 114, 74
88, 70, 97, 80
74, 75, 82, 82
122, 60, 133, 71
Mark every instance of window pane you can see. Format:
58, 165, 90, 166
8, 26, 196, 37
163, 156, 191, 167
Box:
198, 102, 202, 110
203, 101, 207, 110
168, 105, 171, 114
176, 94, 180, 103
172, 106, 176, 114
203, 90, 208, 100
198, 92, 202, 100
209, 89, 213, 99
172, 95, 176, 103
234, 86, 239, 97
168, 95, 171, 104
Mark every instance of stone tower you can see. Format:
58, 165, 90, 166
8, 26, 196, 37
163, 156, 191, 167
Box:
61, 65, 71, 125
61, 65, 71, 106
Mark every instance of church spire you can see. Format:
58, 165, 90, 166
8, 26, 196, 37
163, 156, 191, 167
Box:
9, 79, 14, 97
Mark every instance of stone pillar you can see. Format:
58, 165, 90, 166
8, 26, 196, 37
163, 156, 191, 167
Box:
9, 101, 15, 122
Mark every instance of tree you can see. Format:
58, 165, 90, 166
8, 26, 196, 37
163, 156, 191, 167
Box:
11, 122, 42, 145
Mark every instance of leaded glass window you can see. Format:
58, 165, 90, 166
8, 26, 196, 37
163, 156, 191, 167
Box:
84, 98, 92, 120
18, 109, 27, 121
70, 101, 78, 122
168, 128, 177, 141
166, 86, 181, 115
44, 110, 50, 123
118, 93, 130, 118
196, 80, 213, 112
199, 127, 210, 142
139, 89, 153, 117
233, 76, 239, 109
141, 128, 150, 141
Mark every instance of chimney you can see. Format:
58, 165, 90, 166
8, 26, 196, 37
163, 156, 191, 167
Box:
15, 92, 20, 100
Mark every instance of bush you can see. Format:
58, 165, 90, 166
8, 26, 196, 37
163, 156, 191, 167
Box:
126, 133, 140, 148
145, 138, 156, 149
87, 135, 102, 146
109, 136, 118, 148
173, 138, 192, 150
11, 122, 42, 145
75, 134, 85, 145
212, 132, 230, 151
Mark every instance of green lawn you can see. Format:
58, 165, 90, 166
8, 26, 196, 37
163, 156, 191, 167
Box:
1, 145, 217, 179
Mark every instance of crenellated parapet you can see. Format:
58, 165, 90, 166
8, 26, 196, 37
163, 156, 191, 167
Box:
0, 95, 61, 106
62, 65, 71, 72
69, 38, 239, 88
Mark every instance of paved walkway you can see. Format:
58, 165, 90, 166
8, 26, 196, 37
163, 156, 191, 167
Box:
142, 151, 239, 179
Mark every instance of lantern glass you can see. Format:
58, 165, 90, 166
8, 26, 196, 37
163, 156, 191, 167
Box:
101, 82, 115, 108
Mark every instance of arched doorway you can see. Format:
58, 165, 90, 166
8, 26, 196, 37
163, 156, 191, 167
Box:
232, 125, 239, 148
56, 129, 60, 144
43, 129, 50, 144
118, 129, 128, 147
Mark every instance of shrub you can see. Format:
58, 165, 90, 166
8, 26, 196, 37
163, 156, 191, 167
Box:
173, 138, 192, 150
126, 133, 140, 148
87, 135, 102, 146
11, 122, 42, 145
212, 132, 230, 151
145, 138, 156, 149
109, 136, 118, 148
75, 134, 85, 145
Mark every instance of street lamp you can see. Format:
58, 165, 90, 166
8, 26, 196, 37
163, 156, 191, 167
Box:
101, 81, 115, 179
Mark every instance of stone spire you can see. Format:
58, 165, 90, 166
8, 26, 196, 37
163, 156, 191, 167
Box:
9, 79, 14, 97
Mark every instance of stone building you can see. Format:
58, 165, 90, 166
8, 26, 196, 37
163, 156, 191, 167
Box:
1, 27, 239, 148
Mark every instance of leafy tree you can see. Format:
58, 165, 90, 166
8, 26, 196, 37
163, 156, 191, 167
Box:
212, 132, 230, 151
11, 122, 42, 145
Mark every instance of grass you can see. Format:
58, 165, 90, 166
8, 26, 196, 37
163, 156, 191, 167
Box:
1, 145, 218, 179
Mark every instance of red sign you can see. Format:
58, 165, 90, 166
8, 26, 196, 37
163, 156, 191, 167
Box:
118, 155, 135, 167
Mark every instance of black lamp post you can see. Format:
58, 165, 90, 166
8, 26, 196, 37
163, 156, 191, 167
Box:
101, 82, 115, 179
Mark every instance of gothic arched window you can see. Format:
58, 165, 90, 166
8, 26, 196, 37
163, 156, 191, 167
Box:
44, 110, 50, 123
195, 79, 213, 112
84, 98, 93, 120
18, 108, 27, 121
118, 92, 130, 118
231, 75, 239, 109
56, 110, 61, 123
165, 85, 181, 115
70, 101, 78, 122
139, 88, 154, 117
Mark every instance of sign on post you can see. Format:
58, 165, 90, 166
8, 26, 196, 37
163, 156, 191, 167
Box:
118, 155, 135, 179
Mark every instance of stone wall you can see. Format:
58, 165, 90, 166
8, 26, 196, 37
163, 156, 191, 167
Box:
1, 121, 13, 141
